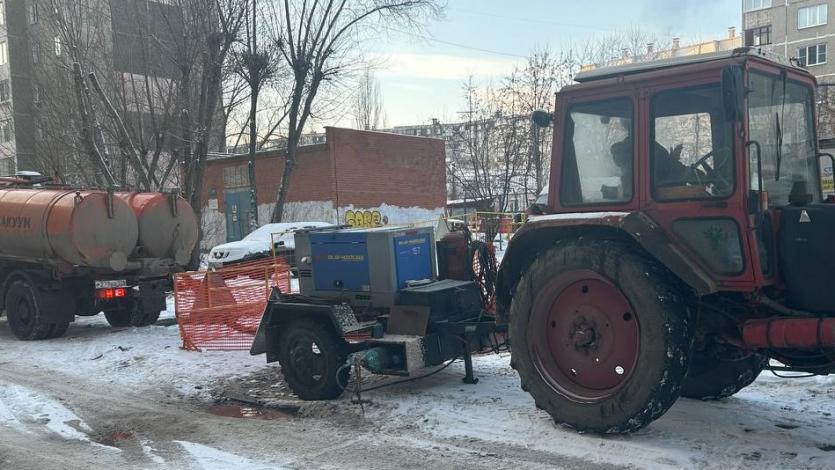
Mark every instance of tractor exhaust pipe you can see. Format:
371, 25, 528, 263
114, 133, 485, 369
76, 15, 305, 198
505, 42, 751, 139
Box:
742, 318, 835, 349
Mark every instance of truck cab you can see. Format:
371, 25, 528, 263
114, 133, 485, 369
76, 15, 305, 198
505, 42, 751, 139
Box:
498, 48, 835, 433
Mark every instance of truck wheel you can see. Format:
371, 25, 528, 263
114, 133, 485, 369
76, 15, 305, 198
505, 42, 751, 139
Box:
5, 280, 56, 340
682, 351, 767, 400
104, 300, 160, 328
509, 239, 694, 433
277, 319, 349, 400
45, 320, 70, 339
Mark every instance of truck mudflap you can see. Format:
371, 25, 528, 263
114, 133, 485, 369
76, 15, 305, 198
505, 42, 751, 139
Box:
496, 211, 716, 321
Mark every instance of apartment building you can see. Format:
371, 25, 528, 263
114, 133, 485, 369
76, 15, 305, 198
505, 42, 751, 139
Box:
743, 1, 835, 137
743, 1, 834, 77
0, 0, 183, 176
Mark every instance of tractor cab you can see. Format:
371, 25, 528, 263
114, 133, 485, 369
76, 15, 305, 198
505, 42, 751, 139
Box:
498, 48, 835, 434
538, 48, 827, 295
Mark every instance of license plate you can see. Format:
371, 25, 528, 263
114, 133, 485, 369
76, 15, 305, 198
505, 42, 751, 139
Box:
95, 280, 127, 289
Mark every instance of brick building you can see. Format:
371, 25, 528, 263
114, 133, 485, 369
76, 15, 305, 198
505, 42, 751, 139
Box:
200, 127, 446, 248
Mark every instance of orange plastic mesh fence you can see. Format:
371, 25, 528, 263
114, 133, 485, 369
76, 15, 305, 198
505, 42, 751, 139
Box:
174, 258, 291, 351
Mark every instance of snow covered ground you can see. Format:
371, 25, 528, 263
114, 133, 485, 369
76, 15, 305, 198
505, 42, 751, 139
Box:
1, 303, 834, 469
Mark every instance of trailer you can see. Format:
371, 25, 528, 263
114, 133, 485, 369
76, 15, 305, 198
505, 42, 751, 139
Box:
250, 225, 502, 398
0, 185, 197, 340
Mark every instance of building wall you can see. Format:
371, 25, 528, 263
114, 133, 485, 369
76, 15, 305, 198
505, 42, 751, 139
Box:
743, 0, 835, 79
743, 1, 835, 138
200, 127, 446, 248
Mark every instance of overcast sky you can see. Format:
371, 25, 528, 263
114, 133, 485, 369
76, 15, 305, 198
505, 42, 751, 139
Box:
352, 0, 741, 128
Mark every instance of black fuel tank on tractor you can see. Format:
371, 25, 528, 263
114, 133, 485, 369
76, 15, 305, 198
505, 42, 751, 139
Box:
779, 204, 835, 314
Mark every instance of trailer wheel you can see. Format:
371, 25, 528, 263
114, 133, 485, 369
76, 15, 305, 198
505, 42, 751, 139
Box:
104, 300, 160, 327
5, 280, 56, 340
682, 351, 767, 400
277, 319, 349, 400
509, 239, 694, 433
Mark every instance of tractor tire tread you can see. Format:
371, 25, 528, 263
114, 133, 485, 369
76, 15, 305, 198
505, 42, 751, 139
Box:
509, 238, 694, 433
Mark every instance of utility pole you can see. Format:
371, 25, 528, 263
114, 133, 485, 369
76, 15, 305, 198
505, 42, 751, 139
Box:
246, 0, 259, 232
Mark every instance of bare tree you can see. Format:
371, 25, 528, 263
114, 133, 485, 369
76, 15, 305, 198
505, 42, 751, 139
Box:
165, 0, 247, 265
512, 46, 562, 195
263, 0, 442, 223
447, 77, 528, 222
353, 66, 385, 130
233, 0, 278, 230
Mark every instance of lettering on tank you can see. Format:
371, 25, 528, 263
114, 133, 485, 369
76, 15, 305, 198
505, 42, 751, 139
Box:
0, 216, 31, 229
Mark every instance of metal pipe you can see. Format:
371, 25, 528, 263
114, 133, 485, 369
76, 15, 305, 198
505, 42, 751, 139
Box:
743, 317, 835, 349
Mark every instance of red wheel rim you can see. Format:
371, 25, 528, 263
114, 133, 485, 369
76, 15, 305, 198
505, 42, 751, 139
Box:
528, 271, 639, 403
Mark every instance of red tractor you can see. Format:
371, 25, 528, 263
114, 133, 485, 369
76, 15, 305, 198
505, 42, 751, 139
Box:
497, 48, 835, 433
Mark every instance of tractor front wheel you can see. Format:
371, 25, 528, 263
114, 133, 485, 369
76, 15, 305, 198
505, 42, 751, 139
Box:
510, 239, 694, 433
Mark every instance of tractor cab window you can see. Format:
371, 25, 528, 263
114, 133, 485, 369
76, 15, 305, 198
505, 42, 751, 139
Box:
651, 85, 734, 200
561, 98, 633, 205
748, 72, 818, 206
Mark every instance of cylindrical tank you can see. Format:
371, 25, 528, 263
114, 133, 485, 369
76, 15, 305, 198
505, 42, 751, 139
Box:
116, 192, 198, 266
437, 231, 472, 281
0, 189, 139, 270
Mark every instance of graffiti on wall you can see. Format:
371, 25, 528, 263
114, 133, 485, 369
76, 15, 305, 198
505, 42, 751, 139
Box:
345, 209, 389, 228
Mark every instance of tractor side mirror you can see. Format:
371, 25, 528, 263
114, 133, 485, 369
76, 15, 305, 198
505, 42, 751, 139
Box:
721, 65, 744, 122
531, 110, 554, 128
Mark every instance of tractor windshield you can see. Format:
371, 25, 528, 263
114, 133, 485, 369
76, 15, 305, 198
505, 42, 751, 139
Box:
747, 71, 819, 206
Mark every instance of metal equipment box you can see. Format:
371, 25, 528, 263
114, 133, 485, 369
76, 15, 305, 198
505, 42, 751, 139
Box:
295, 226, 436, 308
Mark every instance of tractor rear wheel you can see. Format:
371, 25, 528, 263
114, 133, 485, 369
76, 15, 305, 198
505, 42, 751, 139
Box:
682, 350, 767, 400
277, 319, 349, 400
509, 239, 694, 433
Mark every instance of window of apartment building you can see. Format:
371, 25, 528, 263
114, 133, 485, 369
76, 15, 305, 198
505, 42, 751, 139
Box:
745, 25, 772, 46
28, 1, 38, 25
0, 80, 9, 103
0, 156, 14, 176
798, 4, 828, 29
0, 119, 11, 143
0, 42, 7, 66
744, 0, 771, 12
799, 43, 827, 66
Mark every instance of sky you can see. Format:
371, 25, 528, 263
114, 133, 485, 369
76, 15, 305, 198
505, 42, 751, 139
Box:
355, 0, 741, 128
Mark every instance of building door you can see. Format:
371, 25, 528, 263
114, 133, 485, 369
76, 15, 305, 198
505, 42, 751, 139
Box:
225, 190, 252, 242
223, 164, 253, 242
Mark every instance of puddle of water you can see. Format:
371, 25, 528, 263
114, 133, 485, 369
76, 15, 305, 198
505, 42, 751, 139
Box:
92, 430, 133, 448
208, 404, 296, 420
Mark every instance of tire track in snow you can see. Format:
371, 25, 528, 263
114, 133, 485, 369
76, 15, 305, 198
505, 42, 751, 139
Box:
0, 381, 96, 442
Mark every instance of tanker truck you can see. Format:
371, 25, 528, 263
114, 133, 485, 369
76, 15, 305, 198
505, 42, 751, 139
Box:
0, 187, 197, 340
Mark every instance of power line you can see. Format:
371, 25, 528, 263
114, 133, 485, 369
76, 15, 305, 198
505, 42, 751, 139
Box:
384, 26, 528, 59
446, 6, 617, 34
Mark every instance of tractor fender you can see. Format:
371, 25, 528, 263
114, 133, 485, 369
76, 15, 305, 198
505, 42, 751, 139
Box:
496, 211, 715, 322
250, 289, 363, 361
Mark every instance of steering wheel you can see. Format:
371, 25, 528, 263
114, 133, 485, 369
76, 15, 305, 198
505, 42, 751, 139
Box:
689, 150, 714, 174
689, 150, 731, 191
